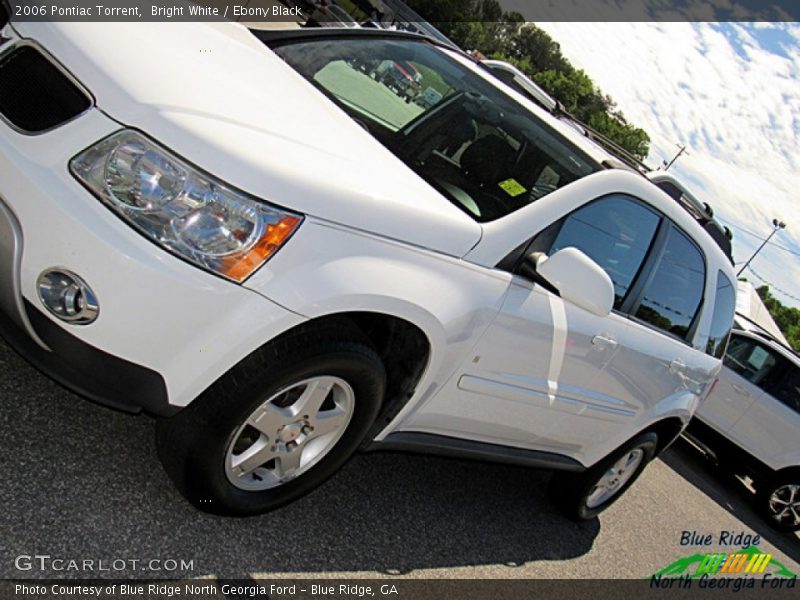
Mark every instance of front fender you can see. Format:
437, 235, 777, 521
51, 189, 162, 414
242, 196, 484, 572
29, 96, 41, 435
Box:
246, 220, 512, 431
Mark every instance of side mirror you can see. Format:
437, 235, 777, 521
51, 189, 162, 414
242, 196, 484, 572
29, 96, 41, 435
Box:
523, 248, 614, 317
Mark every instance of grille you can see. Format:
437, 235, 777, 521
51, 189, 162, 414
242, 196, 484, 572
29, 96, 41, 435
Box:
0, 45, 91, 133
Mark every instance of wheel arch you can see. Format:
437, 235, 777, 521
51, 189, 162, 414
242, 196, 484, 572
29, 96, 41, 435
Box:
594, 416, 686, 466
645, 417, 688, 456
270, 311, 436, 443
771, 466, 800, 482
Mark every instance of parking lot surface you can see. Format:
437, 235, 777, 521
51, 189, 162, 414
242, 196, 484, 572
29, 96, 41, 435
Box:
1, 337, 798, 580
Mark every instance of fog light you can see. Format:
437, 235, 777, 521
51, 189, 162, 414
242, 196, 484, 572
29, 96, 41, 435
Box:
37, 269, 99, 325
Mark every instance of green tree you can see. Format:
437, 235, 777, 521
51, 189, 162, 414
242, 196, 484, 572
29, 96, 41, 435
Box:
504, 23, 574, 74
404, 2, 651, 160
529, 68, 594, 113
587, 112, 651, 160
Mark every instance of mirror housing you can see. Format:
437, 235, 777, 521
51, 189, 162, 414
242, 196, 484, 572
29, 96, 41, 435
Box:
527, 248, 614, 317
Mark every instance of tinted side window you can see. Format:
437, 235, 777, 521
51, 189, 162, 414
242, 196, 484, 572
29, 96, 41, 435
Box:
548, 195, 660, 309
706, 272, 736, 358
767, 364, 800, 414
724, 336, 784, 391
634, 226, 705, 339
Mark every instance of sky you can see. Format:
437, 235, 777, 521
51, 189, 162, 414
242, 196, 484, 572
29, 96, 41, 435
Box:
493, 11, 800, 307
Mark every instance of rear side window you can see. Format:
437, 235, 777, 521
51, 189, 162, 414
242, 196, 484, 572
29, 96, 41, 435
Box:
705, 272, 736, 358
767, 364, 800, 414
547, 195, 660, 309
634, 227, 706, 339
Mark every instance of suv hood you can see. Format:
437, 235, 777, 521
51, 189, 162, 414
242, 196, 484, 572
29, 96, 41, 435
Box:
14, 21, 482, 257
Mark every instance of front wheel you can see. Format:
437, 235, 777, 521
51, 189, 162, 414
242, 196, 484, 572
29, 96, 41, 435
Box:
156, 324, 385, 516
757, 475, 800, 532
549, 432, 658, 520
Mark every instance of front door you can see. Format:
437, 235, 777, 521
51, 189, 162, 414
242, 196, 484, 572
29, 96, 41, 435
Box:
405, 194, 667, 455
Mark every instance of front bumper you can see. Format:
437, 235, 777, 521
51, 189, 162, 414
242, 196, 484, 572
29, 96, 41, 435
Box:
0, 95, 304, 416
0, 194, 45, 348
0, 293, 173, 415
0, 174, 171, 415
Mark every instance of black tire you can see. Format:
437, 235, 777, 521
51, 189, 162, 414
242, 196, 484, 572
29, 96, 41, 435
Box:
549, 432, 658, 520
156, 320, 385, 516
757, 474, 800, 532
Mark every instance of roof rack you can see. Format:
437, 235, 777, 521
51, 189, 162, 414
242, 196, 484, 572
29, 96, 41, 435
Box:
250, 25, 461, 53
560, 115, 652, 174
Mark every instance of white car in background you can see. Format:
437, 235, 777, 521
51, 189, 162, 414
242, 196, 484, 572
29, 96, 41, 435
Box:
0, 19, 736, 518
480, 59, 560, 113
688, 320, 800, 531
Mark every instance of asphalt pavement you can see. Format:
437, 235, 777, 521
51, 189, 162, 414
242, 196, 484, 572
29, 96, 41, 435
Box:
1, 336, 798, 580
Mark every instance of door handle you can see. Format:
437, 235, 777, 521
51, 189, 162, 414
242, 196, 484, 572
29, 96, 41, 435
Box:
731, 383, 751, 397
591, 334, 618, 350
669, 358, 687, 374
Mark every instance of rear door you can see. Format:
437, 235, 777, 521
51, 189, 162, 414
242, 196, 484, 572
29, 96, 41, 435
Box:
701, 334, 781, 432
604, 223, 715, 405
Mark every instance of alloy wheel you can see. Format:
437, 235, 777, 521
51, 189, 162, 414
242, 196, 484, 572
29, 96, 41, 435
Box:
586, 448, 644, 509
225, 376, 355, 491
767, 484, 800, 527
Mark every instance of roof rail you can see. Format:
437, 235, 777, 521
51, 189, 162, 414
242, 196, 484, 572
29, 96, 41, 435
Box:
250, 26, 462, 53
562, 116, 652, 173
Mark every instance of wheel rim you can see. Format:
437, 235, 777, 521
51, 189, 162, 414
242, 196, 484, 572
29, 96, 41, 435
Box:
767, 484, 800, 527
585, 448, 645, 509
225, 376, 355, 491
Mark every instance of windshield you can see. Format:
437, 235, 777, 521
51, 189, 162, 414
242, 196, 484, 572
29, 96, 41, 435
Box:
271, 37, 600, 222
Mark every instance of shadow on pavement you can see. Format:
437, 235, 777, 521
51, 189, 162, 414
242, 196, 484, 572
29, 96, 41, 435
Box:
0, 340, 599, 579
659, 436, 800, 565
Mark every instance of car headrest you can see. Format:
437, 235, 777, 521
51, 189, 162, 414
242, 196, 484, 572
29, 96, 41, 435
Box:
460, 135, 516, 186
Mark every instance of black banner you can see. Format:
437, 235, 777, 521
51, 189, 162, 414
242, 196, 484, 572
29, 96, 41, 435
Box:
5, 0, 800, 23
3, 578, 800, 600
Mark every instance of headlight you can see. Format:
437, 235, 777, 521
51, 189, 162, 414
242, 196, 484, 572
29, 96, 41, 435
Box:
70, 130, 302, 283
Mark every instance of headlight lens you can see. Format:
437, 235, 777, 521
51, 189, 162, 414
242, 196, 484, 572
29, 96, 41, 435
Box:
70, 130, 302, 283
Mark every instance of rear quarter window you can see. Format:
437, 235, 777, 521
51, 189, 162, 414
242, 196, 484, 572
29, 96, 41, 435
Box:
705, 271, 736, 358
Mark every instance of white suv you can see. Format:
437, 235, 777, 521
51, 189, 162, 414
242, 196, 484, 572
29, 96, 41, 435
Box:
689, 323, 800, 531
0, 20, 736, 518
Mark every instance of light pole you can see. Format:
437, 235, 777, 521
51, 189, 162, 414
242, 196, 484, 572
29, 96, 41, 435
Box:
661, 144, 688, 171
737, 218, 787, 277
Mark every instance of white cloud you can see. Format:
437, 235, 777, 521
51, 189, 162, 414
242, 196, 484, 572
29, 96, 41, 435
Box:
525, 21, 800, 306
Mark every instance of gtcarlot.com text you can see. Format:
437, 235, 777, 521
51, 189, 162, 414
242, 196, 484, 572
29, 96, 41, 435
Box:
14, 554, 195, 573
